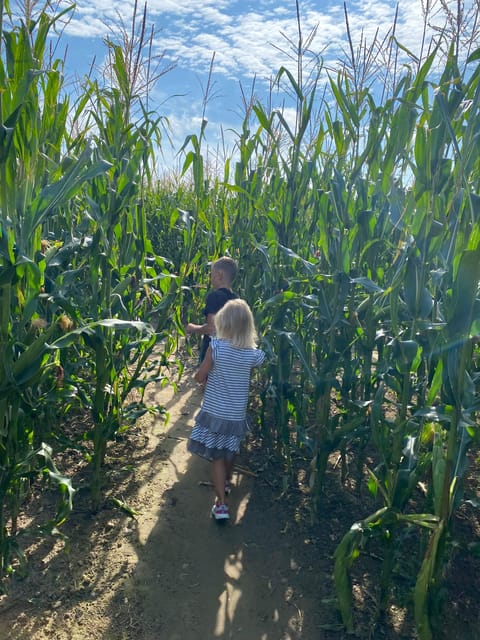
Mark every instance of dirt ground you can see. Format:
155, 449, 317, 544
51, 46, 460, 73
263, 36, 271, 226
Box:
0, 357, 479, 639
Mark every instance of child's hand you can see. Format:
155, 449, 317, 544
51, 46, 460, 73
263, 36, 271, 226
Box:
195, 345, 213, 383
194, 370, 207, 384
184, 323, 195, 335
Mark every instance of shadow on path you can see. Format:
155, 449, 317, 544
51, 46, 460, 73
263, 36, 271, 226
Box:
104, 377, 331, 640
0, 365, 338, 640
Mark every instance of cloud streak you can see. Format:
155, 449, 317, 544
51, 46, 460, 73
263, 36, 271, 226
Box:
57, 0, 478, 172
63, 0, 446, 79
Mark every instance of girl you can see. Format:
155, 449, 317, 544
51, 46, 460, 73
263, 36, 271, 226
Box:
187, 299, 265, 520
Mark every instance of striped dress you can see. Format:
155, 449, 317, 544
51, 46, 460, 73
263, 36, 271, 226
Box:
188, 338, 265, 461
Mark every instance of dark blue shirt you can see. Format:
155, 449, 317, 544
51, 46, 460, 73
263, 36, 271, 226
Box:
200, 287, 238, 361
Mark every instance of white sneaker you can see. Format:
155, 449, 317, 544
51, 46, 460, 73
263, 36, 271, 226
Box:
211, 503, 229, 520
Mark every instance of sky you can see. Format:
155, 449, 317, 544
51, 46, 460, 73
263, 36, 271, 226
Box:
49, 0, 479, 174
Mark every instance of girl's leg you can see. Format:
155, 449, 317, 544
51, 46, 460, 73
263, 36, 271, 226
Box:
225, 455, 236, 488
212, 458, 227, 505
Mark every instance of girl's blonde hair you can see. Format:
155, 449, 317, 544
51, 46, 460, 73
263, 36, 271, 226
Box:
215, 299, 258, 348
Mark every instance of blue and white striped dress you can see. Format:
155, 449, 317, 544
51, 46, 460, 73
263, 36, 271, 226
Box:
188, 338, 265, 461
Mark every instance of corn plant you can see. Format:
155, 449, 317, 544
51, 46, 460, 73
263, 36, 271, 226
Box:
0, 2, 111, 575
47, 31, 177, 510
0, 1, 182, 585
174, 9, 480, 636
332, 42, 480, 637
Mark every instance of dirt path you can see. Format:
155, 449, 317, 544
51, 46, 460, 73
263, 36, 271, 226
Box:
0, 363, 338, 640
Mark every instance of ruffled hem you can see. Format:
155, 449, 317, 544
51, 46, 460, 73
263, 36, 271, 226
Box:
187, 439, 238, 462
194, 408, 249, 437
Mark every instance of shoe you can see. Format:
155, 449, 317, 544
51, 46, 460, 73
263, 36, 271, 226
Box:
225, 481, 232, 496
211, 503, 229, 520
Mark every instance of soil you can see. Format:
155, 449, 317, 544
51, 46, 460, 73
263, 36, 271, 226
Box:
0, 356, 479, 640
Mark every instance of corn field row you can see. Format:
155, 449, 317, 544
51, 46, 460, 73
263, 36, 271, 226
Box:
1, 2, 479, 638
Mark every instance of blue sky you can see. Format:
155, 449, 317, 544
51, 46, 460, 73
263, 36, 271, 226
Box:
53, 0, 478, 174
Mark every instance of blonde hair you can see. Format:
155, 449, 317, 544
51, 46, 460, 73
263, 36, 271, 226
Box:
215, 299, 258, 348
212, 256, 238, 284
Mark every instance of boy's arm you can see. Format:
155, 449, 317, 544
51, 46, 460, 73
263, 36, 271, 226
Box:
185, 289, 227, 336
204, 312, 216, 335
195, 346, 213, 383
185, 313, 216, 336
185, 321, 207, 335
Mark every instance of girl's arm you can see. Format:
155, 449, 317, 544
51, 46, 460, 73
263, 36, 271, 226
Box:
195, 345, 213, 383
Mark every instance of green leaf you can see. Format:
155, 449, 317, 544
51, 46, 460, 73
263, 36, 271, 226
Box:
448, 250, 480, 338
48, 319, 154, 349
467, 48, 480, 63
276, 330, 318, 386
404, 256, 433, 319
110, 497, 141, 519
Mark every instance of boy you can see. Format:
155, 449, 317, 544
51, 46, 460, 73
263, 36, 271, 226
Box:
185, 256, 238, 361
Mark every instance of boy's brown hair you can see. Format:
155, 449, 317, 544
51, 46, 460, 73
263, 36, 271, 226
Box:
212, 256, 238, 284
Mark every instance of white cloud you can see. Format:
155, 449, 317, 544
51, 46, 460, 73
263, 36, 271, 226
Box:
54, 0, 478, 172
63, 0, 476, 80
63, 0, 234, 37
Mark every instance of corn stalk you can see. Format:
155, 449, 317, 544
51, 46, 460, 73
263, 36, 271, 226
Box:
0, 3, 109, 574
